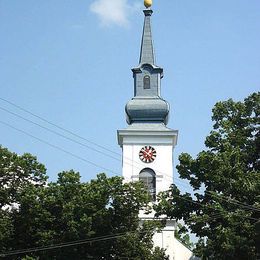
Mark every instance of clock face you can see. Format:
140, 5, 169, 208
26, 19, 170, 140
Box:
139, 146, 156, 163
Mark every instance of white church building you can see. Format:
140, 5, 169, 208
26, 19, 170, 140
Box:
117, 3, 198, 260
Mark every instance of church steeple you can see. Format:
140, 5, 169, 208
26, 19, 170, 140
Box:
117, 4, 194, 259
125, 8, 169, 125
139, 10, 155, 65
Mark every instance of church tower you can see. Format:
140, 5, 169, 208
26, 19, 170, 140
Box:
117, 8, 178, 205
117, 3, 196, 260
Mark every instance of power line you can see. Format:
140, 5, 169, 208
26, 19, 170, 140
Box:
1, 110, 259, 215
0, 97, 121, 157
0, 232, 137, 257
1, 117, 258, 224
0, 120, 119, 176
1, 119, 258, 222
0, 106, 121, 163
0, 98, 259, 213
0, 97, 173, 175
162, 187, 259, 222
0, 119, 258, 252
0, 105, 147, 173
159, 172, 260, 213
170, 193, 259, 222
171, 177, 260, 213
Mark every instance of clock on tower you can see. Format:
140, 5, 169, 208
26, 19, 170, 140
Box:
139, 145, 156, 163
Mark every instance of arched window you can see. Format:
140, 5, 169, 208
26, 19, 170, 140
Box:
143, 75, 150, 89
139, 168, 156, 201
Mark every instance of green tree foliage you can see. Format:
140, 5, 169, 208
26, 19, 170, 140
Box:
0, 146, 47, 208
0, 147, 168, 259
174, 223, 194, 250
0, 146, 47, 253
156, 92, 260, 259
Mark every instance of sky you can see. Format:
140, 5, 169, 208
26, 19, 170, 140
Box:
0, 0, 259, 191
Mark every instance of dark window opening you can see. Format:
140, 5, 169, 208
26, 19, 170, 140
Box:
139, 168, 156, 201
143, 75, 150, 89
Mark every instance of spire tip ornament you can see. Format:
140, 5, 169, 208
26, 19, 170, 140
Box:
144, 0, 152, 8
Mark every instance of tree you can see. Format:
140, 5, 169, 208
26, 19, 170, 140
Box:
155, 92, 260, 259
0, 147, 168, 259
0, 146, 47, 253
0, 146, 47, 208
174, 223, 194, 249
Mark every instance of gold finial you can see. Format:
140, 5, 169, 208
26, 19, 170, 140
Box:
144, 0, 152, 8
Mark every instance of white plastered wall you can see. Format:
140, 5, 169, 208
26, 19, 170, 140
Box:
118, 128, 197, 260
122, 143, 173, 194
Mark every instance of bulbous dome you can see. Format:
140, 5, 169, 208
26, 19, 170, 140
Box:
126, 98, 169, 125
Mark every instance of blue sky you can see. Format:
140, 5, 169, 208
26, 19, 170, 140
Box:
0, 0, 259, 191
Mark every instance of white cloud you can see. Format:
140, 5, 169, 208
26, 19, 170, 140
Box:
90, 0, 141, 28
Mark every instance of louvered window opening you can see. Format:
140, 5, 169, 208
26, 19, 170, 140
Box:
139, 168, 156, 201
143, 75, 151, 89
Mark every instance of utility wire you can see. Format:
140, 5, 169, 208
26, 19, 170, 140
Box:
165, 191, 258, 222
0, 109, 259, 215
0, 97, 175, 175
169, 177, 260, 214
1, 109, 259, 215
170, 193, 259, 222
0, 120, 258, 241
0, 120, 119, 176
0, 98, 259, 213
0, 105, 148, 173
0, 106, 121, 163
0, 232, 137, 257
0, 97, 121, 156
0, 200, 257, 258
1, 118, 258, 223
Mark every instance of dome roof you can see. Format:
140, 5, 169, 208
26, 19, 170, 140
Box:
126, 98, 169, 125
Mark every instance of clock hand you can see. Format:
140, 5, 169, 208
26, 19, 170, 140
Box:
142, 149, 150, 156
142, 150, 152, 158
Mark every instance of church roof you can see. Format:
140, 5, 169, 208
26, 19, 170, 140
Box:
125, 8, 170, 126
139, 9, 155, 65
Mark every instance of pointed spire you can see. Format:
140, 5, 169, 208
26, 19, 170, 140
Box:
139, 10, 155, 65
125, 7, 169, 125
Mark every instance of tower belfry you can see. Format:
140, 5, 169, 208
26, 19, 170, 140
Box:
117, 3, 195, 259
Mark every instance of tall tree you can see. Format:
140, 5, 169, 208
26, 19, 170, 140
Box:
0, 146, 47, 208
155, 92, 260, 259
0, 146, 47, 253
0, 147, 168, 259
